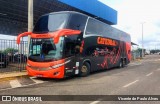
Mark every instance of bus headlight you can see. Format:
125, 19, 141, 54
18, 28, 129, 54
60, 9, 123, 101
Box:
50, 63, 64, 69
50, 60, 71, 69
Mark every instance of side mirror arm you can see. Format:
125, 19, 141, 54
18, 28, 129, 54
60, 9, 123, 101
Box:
17, 32, 32, 44
52, 29, 81, 44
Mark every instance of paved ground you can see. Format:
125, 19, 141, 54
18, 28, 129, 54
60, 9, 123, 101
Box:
0, 63, 26, 73
0, 54, 160, 104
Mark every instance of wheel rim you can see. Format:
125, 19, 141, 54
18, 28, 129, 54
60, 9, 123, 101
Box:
120, 61, 122, 67
81, 65, 87, 73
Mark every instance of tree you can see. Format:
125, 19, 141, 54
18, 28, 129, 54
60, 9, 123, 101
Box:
3, 48, 18, 55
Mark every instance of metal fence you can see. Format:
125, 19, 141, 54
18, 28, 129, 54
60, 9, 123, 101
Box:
0, 39, 28, 73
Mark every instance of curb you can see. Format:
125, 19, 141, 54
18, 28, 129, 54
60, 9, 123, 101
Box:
0, 71, 28, 82
131, 58, 142, 62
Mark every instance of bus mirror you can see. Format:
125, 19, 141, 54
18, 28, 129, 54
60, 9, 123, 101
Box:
53, 29, 81, 44
17, 32, 32, 44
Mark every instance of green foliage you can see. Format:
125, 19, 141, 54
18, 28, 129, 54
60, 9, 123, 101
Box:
3, 48, 18, 54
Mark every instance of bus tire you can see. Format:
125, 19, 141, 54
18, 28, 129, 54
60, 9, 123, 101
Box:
123, 58, 127, 67
79, 62, 90, 77
118, 59, 123, 68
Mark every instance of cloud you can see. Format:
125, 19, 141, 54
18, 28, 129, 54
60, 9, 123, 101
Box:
99, 0, 160, 49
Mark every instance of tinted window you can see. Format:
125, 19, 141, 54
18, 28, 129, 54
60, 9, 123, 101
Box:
64, 35, 81, 57
86, 18, 105, 35
67, 14, 87, 31
86, 18, 115, 37
33, 13, 69, 33
124, 34, 131, 42
86, 18, 131, 42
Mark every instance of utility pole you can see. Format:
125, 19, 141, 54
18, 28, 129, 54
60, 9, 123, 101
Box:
28, 0, 33, 32
141, 22, 145, 58
28, 0, 33, 56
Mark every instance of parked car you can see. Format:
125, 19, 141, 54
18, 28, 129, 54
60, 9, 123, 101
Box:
14, 54, 27, 63
0, 53, 9, 68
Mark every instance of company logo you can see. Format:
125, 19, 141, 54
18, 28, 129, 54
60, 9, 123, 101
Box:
97, 37, 117, 46
1, 96, 42, 102
35, 34, 50, 38
2, 96, 11, 101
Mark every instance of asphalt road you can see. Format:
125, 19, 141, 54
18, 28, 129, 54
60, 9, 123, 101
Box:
0, 54, 160, 104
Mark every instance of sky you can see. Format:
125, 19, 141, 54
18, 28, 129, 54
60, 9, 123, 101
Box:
1, 0, 160, 50
99, 0, 160, 50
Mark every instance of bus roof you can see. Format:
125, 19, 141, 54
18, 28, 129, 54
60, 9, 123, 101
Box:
41, 11, 130, 38
44, 11, 89, 17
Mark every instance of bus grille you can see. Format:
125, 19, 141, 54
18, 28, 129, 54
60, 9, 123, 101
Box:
30, 66, 51, 71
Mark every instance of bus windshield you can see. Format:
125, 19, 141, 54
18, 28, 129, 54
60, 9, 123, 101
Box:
33, 13, 69, 33
28, 37, 64, 62
33, 12, 88, 33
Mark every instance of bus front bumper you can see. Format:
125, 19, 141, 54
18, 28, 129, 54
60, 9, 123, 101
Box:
26, 66, 65, 79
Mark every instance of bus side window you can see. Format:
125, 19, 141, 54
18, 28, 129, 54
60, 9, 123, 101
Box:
68, 14, 87, 31
86, 18, 106, 36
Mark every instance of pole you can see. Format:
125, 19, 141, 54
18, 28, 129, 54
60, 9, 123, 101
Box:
28, 0, 33, 32
28, 0, 33, 56
141, 22, 145, 58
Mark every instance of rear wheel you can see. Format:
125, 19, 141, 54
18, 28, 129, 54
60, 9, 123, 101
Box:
79, 62, 90, 77
118, 59, 123, 68
123, 58, 127, 67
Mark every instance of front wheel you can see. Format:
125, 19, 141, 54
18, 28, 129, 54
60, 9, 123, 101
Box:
79, 62, 90, 77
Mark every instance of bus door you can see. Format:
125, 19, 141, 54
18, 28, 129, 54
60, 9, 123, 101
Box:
63, 35, 81, 76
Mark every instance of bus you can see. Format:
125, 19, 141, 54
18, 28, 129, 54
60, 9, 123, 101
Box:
17, 11, 131, 78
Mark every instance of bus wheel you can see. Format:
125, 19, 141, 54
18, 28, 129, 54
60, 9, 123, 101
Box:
118, 59, 123, 68
79, 62, 90, 77
123, 59, 127, 67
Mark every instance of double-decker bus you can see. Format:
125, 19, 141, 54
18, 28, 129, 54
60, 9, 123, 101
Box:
17, 11, 131, 78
